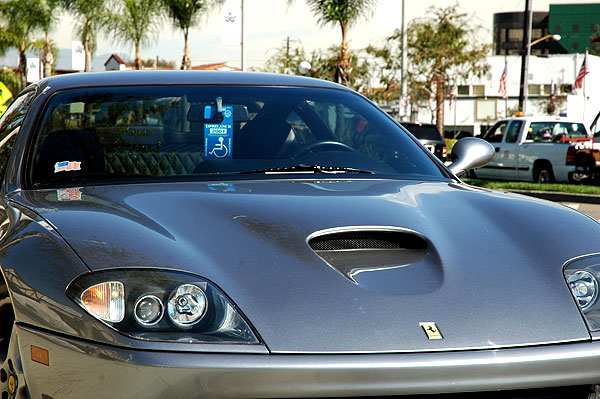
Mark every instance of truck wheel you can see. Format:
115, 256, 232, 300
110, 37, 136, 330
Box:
534, 164, 555, 184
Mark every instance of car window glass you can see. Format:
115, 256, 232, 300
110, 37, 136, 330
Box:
304, 101, 396, 158
0, 90, 36, 172
286, 110, 316, 145
505, 121, 522, 143
528, 122, 553, 142
527, 122, 588, 143
402, 124, 442, 141
28, 86, 445, 188
483, 122, 507, 143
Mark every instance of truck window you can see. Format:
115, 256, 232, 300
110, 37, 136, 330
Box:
483, 121, 507, 143
528, 122, 588, 143
505, 121, 522, 143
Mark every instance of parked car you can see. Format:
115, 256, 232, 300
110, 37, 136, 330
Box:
401, 121, 447, 161
3, 71, 600, 398
474, 116, 599, 183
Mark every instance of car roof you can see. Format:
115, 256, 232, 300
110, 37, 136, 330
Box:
34, 70, 349, 92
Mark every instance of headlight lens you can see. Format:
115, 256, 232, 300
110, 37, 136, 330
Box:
67, 269, 259, 344
167, 284, 207, 327
134, 295, 163, 326
564, 255, 600, 330
567, 270, 598, 310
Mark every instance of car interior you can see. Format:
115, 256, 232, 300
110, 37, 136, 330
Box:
27, 86, 444, 187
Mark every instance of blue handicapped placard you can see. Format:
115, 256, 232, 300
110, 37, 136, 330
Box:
204, 105, 233, 160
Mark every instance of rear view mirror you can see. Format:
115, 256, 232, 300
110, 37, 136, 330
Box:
187, 104, 250, 123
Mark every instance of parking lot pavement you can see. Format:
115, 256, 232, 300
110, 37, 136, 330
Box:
561, 202, 600, 222
510, 190, 600, 222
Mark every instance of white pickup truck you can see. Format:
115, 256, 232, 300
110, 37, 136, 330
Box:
472, 116, 598, 183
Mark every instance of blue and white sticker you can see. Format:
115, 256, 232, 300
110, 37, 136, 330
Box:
205, 105, 233, 160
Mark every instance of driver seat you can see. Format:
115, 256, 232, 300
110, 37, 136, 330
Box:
237, 116, 294, 159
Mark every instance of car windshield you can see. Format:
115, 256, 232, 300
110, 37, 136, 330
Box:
27, 86, 445, 187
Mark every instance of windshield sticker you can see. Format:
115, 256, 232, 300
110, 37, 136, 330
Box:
205, 105, 233, 160
57, 187, 82, 201
54, 161, 81, 173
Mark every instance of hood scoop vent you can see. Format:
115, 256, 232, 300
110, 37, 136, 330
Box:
308, 228, 436, 286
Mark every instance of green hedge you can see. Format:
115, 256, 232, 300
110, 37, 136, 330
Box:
463, 179, 600, 195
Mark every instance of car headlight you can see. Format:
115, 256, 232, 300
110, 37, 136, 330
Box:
564, 255, 600, 330
67, 269, 259, 344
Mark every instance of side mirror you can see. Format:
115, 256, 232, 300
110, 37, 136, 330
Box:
448, 137, 495, 177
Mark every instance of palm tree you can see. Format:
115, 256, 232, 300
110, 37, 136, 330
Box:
299, 0, 376, 86
107, 0, 160, 70
161, 0, 222, 70
0, 0, 47, 90
39, 0, 61, 78
62, 0, 108, 72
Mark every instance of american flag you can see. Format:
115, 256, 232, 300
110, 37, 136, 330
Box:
54, 161, 81, 173
574, 51, 589, 89
449, 86, 456, 110
499, 63, 508, 99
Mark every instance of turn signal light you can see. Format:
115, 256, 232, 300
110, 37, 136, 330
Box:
81, 281, 125, 322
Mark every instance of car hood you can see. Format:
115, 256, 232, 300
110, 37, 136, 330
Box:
15, 179, 600, 353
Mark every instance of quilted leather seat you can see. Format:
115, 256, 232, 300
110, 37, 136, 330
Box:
105, 147, 203, 176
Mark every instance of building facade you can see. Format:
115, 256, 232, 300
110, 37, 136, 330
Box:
493, 12, 554, 56
408, 53, 599, 137
493, 3, 600, 56
549, 3, 600, 54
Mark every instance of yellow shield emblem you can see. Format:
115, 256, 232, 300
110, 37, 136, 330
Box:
419, 322, 443, 339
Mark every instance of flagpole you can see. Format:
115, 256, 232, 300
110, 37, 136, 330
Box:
499, 57, 508, 116
240, 0, 245, 71
504, 56, 508, 117
583, 48, 588, 120
453, 85, 457, 138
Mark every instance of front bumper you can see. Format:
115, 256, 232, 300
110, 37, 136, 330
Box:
18, 324, 600, 398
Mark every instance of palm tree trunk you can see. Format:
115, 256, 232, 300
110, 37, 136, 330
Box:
84, 21, 93, 72
435, 76, 445, 138
19, 42, 27, 90
336, 21, 351, 87
181, 28, 191, 70
135, 42, 141, 70
83, 36, 94, 72
42, 31, 53, 78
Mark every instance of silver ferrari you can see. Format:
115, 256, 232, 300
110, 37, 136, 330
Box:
0, 71, 599, 398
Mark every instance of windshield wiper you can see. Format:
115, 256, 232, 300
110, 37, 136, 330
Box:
239, 164, 374, 175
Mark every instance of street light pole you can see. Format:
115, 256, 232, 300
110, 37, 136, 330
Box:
529, 34, 561, 48
518, 0, 532, 114
399, 0, 407, 120
519, 32, 562, 115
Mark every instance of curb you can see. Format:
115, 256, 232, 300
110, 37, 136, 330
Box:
509, 190, 600, 205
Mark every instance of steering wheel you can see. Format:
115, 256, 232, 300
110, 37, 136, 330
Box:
291, 140, 356, 158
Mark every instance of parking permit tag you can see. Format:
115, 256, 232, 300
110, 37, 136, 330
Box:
205, 105, 233, 160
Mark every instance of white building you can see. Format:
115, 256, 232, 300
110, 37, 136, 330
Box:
410, 53, 600, 137
104, 54, 132, 71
